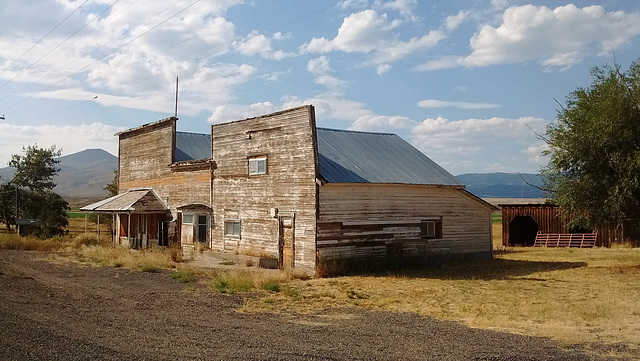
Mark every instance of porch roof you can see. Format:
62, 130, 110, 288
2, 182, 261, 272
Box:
80, 188, 168, 213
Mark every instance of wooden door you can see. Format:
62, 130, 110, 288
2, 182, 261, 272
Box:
278, 216, 294, 269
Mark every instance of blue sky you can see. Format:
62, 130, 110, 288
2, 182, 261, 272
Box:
1, 0, 639, 175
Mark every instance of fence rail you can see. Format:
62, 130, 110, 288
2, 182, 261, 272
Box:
534, 232, 597, 248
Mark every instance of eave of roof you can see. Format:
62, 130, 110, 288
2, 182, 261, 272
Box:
80, 188, 168, 213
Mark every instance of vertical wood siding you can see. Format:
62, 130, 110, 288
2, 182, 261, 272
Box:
501, 204, 617, 247
211, 106, 318, 270
317, 184, 493, 263
118, 118, 211, 218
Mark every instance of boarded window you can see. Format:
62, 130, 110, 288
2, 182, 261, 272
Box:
224, 220, 240, 236
249, 156, 267, 175
421, 219, 442, 239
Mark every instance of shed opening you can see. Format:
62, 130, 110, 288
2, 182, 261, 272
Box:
509, 216, 539, 246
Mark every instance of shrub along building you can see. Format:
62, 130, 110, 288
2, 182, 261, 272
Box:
82, 105, 496, 273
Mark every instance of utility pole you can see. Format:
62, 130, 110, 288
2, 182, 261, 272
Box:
15, 186, 19, 234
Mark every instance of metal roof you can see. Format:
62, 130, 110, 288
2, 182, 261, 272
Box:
80, 188, 168, 213
316, 128, 463, 186
175, 131, 211, 162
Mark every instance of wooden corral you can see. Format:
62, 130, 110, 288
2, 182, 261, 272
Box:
501, 204, 619, 247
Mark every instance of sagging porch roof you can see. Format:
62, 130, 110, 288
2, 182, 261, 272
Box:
80, 188, 168, 213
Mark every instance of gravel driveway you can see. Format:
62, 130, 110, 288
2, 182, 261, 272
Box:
0, 250, 609, 361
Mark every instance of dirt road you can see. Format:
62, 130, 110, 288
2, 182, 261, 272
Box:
0, 250, 607, 360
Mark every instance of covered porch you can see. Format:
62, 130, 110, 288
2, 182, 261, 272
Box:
80, 188, 172, 248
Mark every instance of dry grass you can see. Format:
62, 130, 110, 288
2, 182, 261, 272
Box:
3, 222, 640, 358
243, 247, 640, 358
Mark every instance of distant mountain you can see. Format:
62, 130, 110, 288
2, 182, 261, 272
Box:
456, 172, 545, 198
0, 149, 117, 198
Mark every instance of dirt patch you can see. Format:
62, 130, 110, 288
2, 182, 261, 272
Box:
0, 250, 614, 360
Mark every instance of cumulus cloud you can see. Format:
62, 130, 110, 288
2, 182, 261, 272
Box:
301, 9, 444, 73
417, 99, 500, 109
410, 116, 549, 174
349, 115, 417, 132
419, 4, 640, 71
207, 102, 277, 124
236, 31, 295, 60
445, 10, 470, 31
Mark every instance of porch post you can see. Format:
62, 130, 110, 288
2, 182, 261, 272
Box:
97, 214, 100, 243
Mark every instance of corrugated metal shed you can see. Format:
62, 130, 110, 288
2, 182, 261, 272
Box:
316, 128, 463, 186
80, 188, 168, 213
175, 131, 211, 162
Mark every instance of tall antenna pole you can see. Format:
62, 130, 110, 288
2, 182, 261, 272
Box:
174, 76, 179, 118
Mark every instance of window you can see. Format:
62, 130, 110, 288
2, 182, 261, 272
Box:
197, 215, 207, 243
224, 220, 240, 236
248, 156, 267, 175
421, 219, 442, 239
182, 213, 193, 224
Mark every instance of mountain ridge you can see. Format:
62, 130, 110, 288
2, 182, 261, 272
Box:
1, 148, 545, 199
0, 149, 117, 198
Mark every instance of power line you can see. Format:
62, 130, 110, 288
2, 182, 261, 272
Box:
116, 2, 335, 93
1, 0, 201, 114
0, 0, 121, 91
4, 1, 335, 121
0, 0, 89, 77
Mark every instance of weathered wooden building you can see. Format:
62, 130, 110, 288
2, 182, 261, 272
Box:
501, 203, 626, 247
84, 105, 496, 272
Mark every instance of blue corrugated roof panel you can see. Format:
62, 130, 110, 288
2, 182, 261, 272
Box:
175, 132, 211, 162
316, 128, 462, 186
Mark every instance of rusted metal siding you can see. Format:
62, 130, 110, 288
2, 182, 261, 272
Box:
317, 184, 493, 263
210, 105, 318, 270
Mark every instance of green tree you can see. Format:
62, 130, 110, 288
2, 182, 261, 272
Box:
9, 145, 61, 191
542, 59, 640, 237
104, 170, 118, 197
2, 145, 69, 237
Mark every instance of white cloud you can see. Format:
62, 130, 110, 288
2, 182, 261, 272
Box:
207, 102, 277, 124
301, 9, 443, 72
445, 10, 470, 31
410, 116, 549, 174
349, 115, 417, 132
0, 122, 123, 167
307, 56, 346, 90
418, 99, 500, 109
236, 31, 295, 60
381, 0, 419, 21
462, 4, 640, 69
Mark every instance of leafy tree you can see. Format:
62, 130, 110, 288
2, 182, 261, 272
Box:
542, 59, 640, 237
0, 183, 16, 230
9, 145, 61, 191
0, 145, 69, 237
104, 170, 118, 197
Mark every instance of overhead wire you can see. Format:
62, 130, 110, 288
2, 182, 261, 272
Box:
116, 2, 335, 93
4, 0, 335, 122
0, 0, 122, 91
1, 0, 201, 114
0, 0, 89, 77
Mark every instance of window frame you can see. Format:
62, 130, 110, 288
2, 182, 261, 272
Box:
248, 156, 268, 175
421, 218, 443, 239
182, 213, 194, 225
224, 219, 241, 237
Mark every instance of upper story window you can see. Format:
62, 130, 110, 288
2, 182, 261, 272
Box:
249, 156, 267, 175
